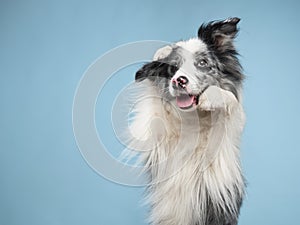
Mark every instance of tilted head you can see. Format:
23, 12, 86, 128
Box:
135, 17, 244, 111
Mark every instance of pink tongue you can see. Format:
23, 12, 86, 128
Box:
176, 94, 194, 108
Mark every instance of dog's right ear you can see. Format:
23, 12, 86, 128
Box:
135, 65, 148, 82
135, 61, 160, 82
135, 61, 176, 82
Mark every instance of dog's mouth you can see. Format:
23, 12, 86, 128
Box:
175, 86, 208, 110
176, 93, 199, 110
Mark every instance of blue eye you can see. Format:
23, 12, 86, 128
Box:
197, 59, 208, 67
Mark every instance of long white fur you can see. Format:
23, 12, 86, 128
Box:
125, 39, 246, 225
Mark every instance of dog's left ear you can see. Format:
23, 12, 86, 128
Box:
198, 17, 240, 52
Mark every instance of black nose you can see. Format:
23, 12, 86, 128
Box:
177, 76, 188, 88
172, 76, 189, 89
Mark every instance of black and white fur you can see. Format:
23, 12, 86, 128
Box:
125, 18, 246, 225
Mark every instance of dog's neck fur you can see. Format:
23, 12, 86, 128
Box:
128, 83, 245, 225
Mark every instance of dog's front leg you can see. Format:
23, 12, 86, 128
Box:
198, 85, 239, 114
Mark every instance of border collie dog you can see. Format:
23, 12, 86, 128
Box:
126, 17, 245, 225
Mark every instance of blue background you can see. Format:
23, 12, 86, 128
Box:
1, 0, 300, 224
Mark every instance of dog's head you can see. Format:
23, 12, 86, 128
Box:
135, 17, 244, 111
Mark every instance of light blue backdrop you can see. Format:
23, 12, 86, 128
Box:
1, 0, 300, 224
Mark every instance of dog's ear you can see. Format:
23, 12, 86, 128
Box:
198, 17, 240, 52
135, 61, 161, 82
135, 61, 176, 82
135, 65, 148, 82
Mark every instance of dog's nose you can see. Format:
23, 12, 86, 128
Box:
177, 76, 188, 86
172, 76, 189, 89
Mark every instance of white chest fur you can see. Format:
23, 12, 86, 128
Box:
126, 84, 245, 225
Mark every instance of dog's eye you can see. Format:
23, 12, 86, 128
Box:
168, 64, 178, 74
196, 59, 208, 68
171, 61, 179, 68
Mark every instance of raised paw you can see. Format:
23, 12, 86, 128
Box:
198, 86, 238, 113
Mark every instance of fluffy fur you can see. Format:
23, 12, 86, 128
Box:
124, 17, 246, 225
